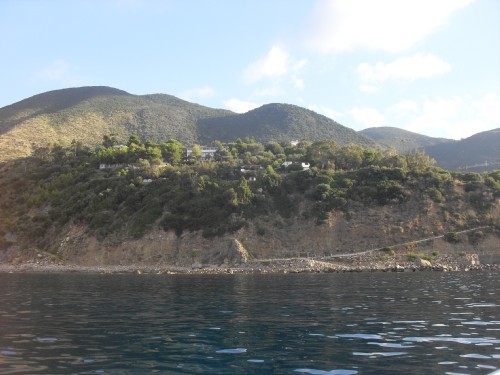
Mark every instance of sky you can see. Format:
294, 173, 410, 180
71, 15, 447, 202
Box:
1, 0, 499, 140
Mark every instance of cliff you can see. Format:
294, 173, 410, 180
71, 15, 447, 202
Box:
5, 193, 495, 271
1, 140, 498, 272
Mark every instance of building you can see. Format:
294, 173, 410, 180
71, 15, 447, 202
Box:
185, 146, 218, 160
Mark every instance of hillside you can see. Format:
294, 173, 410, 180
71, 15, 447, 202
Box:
0, 86, 234, 162
424, 128, 500, 171
360, 126, 451, 152
0, 138, 498, 269
199, 103, 377, 147
0, 86, 376, 162
360, 126, 500, 171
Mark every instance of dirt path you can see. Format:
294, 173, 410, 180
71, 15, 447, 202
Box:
256, 226, 491, 263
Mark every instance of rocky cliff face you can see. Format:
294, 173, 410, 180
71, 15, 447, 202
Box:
46, 194, 498, 268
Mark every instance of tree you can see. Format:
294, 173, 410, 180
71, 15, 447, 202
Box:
405, 151, 435, 174
191, 144, 202, 160
102, 134, 118, 148
379, 154, 407, 169
213, 141, 234, 162
161, 139, 184, 164
143, 146, 162, 164
306, 141, 338, 170
71, 139, 84, 157
236, 178, 254, 204
127, 134, 142, 147
337, 144, 364, 170
265, 141, 284, 156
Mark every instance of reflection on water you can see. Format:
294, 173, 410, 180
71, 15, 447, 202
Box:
0, 271, 498, 374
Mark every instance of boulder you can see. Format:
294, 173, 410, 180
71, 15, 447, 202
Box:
416, 257, 432, 268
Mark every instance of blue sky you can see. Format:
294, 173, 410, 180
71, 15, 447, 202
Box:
1, 0, 499, 139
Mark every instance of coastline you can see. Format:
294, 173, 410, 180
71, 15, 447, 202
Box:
1, 256, 498, 275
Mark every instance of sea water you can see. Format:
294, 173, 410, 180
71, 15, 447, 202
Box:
0, 271, 498, 374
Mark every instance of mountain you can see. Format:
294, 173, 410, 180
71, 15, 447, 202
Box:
198, 103, 377, 147
0, 86, 376, 162
360, 126, 500, 171
0, 86, 232, 161
359, 126, 452, 153
424, 128, 500, 171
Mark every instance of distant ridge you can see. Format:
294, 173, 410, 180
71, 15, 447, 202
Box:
360, 126, 500, 171
0, 86, 376, 161
199, 103, 377, 147
0, 86, 498, 171
424, 128, 500, 171
0, 86, 131, 127
0, 86, 233, 161
359, 126, 452, 153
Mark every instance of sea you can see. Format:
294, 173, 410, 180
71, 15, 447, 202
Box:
0, 271, 499, 374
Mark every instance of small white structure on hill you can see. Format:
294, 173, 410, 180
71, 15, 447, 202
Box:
185, 146, 218, 160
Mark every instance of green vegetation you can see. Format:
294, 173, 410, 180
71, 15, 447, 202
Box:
198, 103, 377, 147
0, 134, 498, 252
406, 251, 438, 262
0, 86, 375, 163
444, 232, 459, 243
360, 126, 452, 153
425, 128, 500, 171
361, 127, 500, 172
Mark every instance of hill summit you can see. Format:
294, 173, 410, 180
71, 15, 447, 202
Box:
0, 86, 375, 162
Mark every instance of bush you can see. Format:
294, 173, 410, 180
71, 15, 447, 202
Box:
407, 252, 418, 261
427, 187, 445, 202
444, 232, 459, 243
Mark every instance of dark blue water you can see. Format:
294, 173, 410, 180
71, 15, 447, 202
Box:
0, 271, 498, 374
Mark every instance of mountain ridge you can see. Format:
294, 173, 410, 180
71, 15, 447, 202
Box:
360, 126, 500, 171
359, 126, 452, 152
199, 102, 376, 146
0, 86, 498, 171
0, 86, 376, 162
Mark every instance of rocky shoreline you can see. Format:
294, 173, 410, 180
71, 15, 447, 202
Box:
0, 255, 498, 275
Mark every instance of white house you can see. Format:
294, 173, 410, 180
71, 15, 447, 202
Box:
185, 146, 218, 160
99, 163, 123, 169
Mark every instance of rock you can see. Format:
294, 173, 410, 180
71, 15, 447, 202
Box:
416, 258, 432, 268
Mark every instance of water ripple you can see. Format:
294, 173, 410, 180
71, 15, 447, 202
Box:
294, 369, 358, 375
216, 348, 247, 354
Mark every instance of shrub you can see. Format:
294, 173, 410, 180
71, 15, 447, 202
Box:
444, 232, 459, 243
427, 187, 445, 202
380, 247, 395, 256
407, 252, 418, 261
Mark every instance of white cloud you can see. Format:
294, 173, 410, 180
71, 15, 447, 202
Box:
293, 59, 309, 71
372, 93, 500, 139
473, 93, 500, 124
179, 85, 216, 101
350, 107, 386, 129
412, 94, 500, 139
242, 46, 308, 94
304, 0, 473, 53
308, 104, 341, 120
251, 86, 286, 98
39, 59, 72, 81
243, 46, 290, 84
388, 100, 419, 118
223, 98, 260, 113
404, 97, 462, 137
357, 53, 451, 91
294, 78, 305, 90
